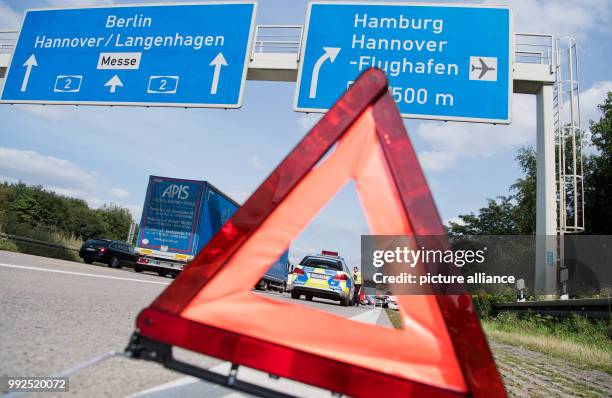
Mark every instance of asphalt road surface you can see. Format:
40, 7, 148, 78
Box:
0, 251, 386, 397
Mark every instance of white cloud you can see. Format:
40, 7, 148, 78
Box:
0, 147, 139, 220
416, 93, 535, 172
570, 80, 612, 156
0, 1, 20, 29
125, 204, 142, 223
109, 187, 129, 198
445, 217, 465, 227
551, 79, 611, 157
0, 147, 98, 190
416, 80, 612, 172
577, 81, 612, 128
47, 186, 88, 198
481, 0, 611, 40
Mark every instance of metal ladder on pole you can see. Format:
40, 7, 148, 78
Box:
553, 37, 585, 298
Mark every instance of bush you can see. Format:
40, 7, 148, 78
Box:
0, 238, 19, 252
0, 182, 135, 263
0, 222, 83, 262
471, 294, 514, 319
0, 181, 133, 241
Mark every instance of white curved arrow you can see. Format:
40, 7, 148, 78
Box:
21, 54, 37, 92
104, 75, 123, 93
309, 47, 340, 99
210, 52, 227, 95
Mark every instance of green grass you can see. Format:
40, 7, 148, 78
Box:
483, 312, 612, 374
385, 306, 611, 373
385, 308, 403, 329
0, 238, 19, 252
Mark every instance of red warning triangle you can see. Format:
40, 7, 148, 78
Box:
132, 69, 506, 397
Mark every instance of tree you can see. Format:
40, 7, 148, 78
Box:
449, 91, 612, 236
583, 91, 612, 234
448, 148, 536, 236
9, 192, 42, 226
71, 206, 108, 240
448, 196, 518, 236
511, 147, 537, 234
96, 204, 132, 240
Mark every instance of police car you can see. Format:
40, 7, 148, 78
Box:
289, 251, 355, 306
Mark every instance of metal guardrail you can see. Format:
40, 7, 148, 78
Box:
514, 32, 554, 66
492, 298, 611, 320
0, 232, 80, 252
250, 25, 303, 60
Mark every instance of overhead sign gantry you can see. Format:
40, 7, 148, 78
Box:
295, 2, 512, 123
0, 2, 256, 108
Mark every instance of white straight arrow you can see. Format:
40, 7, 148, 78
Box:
21, 54, 37, 92
104, 75, 123, 93
309, 47, 340, 99
209, 52, 227, 95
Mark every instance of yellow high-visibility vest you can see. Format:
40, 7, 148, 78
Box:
354, 271, 362, 284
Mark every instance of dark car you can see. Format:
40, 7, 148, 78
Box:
79, 239, 137, 269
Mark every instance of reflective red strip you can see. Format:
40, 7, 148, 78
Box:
137, 69, 506, 397
137, 308, 467, 398
149, 71, 389, 316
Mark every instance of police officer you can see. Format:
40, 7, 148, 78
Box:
352, 266, 362, 306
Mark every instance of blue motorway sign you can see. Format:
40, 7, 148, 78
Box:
1, 2, 256, 108
295, 2, 512, 123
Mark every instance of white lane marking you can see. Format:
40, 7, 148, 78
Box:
0, 262, 170, 286
350, 307, 383, 325
131, 307, 383, 397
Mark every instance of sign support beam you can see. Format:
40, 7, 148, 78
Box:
536, 82, 558, 299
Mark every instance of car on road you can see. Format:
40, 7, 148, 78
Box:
289, 251, 355, 306
386, 296, 399, 310
374, 295, 388, 308
79, 239, 137, 269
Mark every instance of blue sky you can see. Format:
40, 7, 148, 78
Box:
0, 0, 611, 265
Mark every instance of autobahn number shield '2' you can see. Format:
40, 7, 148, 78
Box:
128, 68, 506, 398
